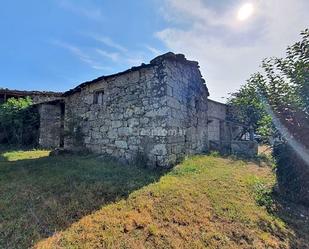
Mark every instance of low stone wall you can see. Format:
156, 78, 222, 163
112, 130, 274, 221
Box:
231, 141, 258, 158
209, 140, 258, 158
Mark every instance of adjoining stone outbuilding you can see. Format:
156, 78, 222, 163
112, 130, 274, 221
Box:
208, 99, 257, 157
37, 52, 257, 167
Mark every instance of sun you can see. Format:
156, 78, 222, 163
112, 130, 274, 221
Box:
237, 3, 254, 21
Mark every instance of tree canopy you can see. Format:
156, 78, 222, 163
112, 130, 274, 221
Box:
228, 29, 309, 206
228, 29, 309, 144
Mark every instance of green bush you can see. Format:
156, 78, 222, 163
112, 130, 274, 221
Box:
253, 182, 273, 211
208, 151, 220, 157
273, 142, 309, 206
0, 97, 39, 146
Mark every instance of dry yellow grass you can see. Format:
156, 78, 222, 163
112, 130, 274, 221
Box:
258, 145, 272, 156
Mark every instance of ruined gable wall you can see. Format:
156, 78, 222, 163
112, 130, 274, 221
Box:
161, 57, 209, 164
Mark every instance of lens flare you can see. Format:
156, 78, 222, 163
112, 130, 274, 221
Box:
258, 92, 309, 166
237, 3, 254, 21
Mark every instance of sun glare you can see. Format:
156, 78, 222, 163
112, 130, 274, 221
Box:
237, 3, 254, 21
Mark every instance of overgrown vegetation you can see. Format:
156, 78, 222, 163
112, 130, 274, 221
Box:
228, 29, 309, 143
0, 97, 39, 146
247, 176, 274, 212
228, 29, 309, 206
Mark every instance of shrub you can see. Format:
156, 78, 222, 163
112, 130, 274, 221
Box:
0, 97, 39, 146
273, 142, 309, 207
253, 182, 274, 211
209, 151, 220, 157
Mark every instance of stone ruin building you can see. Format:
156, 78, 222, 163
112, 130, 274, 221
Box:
3, 52, 257, 167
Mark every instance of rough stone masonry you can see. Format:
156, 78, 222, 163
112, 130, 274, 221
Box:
38, 52, 257, 167
38, 53, 209, 167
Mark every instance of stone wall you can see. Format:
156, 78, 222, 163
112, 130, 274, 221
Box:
59, 53, 209, 167
32, 95, 63, 104
209, 140, 258, 157
155, 55, 209, 164
208, 100, 227, 141
231, 141, 258, 157
38, 102, 63, 148
207, 100, 258, 156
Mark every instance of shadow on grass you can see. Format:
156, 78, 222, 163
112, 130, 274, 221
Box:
0, 152, 168, 249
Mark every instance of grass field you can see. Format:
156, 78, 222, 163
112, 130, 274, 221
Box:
0, 149, 308, 248
0, 149, 164, 249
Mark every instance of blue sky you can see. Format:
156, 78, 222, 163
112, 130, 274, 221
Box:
0, 0, 308, 101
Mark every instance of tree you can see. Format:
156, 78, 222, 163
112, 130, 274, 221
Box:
228, 73, 273, 142
228, 29, 309, 206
